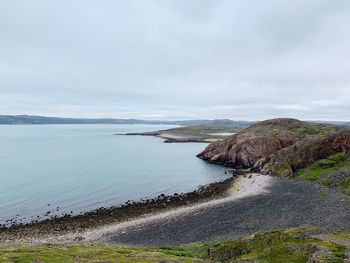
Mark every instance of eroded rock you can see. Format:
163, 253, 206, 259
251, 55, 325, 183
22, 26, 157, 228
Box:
198, 118, 350, 177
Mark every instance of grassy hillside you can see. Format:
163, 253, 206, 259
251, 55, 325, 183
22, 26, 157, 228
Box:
296, 152, 350, 195
1, 229, 349, 262
248, 118, 344, 139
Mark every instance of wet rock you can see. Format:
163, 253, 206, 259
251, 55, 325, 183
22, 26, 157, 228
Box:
305, 243, 322, 254
74, 236, 85, 241
295, 233, 311, 239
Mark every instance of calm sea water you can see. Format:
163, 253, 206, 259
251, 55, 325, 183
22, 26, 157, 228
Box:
0, 125, 229, 225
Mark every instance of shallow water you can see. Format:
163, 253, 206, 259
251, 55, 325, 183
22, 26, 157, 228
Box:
0, 124, 229, 225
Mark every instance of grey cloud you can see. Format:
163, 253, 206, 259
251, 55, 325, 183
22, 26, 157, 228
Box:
0, 0, 349, 121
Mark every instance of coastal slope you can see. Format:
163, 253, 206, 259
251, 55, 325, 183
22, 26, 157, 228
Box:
197, 118, 350, 177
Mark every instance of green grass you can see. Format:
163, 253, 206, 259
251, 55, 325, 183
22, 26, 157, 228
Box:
160, 242, 208, 259
0, 229, 347, 262
0, 243, 205, 263
160, 229, 346, 263
296, 152, 350, 195
330, 230, 350, 240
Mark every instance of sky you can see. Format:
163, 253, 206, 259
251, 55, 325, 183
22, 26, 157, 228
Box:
0, 0, 349, 121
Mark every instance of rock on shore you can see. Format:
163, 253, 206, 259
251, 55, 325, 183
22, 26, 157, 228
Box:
197, 118, 350, 176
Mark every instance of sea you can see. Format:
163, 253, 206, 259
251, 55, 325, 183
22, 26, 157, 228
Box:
0, 124, 229, 225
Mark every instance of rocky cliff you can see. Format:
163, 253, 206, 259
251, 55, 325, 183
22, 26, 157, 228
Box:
197, 118, 350, 176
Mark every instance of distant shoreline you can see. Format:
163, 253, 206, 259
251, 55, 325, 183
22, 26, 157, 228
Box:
118, 125, 241, 143
120, 131, 215, 143
0, 115, 252, 126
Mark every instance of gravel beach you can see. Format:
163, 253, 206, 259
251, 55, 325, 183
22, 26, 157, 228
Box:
2, 174, 349, 247
97, 176, 350, 246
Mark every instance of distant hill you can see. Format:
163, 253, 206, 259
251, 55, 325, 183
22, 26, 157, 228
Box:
0, 115, 252, 127
326, 121, 350, 126
1, 115, 347, 127
311, 120, 350, 126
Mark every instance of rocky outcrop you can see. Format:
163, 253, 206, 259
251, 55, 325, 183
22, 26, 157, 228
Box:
259, 131, 350, 176
197, 118, 350, 176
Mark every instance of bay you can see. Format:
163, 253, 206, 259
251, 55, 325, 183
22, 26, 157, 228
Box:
0, 124, 229, 225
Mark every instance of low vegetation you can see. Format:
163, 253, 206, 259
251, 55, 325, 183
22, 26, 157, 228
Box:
162, 228, 348, 263
296, 152, 350, 195
1, 229, 349, 262
0, 243, 205, 263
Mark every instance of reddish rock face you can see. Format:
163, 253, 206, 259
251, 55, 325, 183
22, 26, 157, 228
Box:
197, 118, 350, 176
197, 118, 306, 168
197, 132, 298, 168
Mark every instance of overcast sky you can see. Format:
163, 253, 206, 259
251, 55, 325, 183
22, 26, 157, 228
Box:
0, 0, 349, 121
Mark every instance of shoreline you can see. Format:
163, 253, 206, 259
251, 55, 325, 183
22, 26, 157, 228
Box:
0, 170, 247, 243
97, 177, 350, 246
3, 173, 349, 247
79, 173, 274, 244
118, 131, 214, 143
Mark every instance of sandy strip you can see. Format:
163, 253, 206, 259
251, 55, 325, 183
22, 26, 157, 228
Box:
65, 174, 275, 243
209, 132, 236, 136
20, 174, 275, 244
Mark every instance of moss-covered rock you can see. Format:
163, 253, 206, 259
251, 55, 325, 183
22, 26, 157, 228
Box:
296, 153, 350, 195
